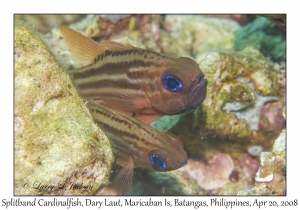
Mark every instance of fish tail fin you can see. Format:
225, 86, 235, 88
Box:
60, 26, 106, 67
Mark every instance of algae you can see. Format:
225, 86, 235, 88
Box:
14, 21, 113, 195
234, 16, 286, 62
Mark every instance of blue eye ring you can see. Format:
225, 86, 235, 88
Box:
162, 74, 183, 92
149, 154, 167, 170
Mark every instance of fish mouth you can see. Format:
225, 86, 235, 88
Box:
185, 73, 208, 112
174, 155, 188, 170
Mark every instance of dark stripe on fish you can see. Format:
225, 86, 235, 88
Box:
73, 60, 156, 80
93, 118, 149, 153
77, 79, 142, 91
90, 106, 161, 151
93, 107, 132, 129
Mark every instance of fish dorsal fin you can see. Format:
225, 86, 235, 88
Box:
100, 40, 135, 51
112, 156, 134, 195
60, 26, 106, 67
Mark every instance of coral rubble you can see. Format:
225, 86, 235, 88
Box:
14, 21, 113, 195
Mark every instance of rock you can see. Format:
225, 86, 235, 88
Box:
259, 101, 285, 131
179, 153, 235, 191
238, 130, 286, 195
14, 21, 113, 195
163, 15, 240, 57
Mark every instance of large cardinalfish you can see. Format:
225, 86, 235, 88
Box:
61, 26, 208, 124
87, 101, 187, 195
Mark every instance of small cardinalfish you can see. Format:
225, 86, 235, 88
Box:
60, 26, 208, 124
86, 101, 187, 195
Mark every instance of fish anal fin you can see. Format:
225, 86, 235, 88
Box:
60, 26, 106, 67
100, 40, 135, 51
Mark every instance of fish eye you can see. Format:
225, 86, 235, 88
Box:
162, 74, 183, 92
149, 154, 167, 170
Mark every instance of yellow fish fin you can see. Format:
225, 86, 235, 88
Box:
60, 26, 106, 67
111, 156, 134, 195
100, 40, 135, 51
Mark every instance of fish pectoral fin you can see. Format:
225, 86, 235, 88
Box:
136, 114, 160, 124
100, 40, 135, 51
95, 156, 134, 196
111, 156, 134, 195
60, 26, 106, 67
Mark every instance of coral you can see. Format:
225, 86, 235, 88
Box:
179, 153, 234, 190
99, 15, 130, 23
15, 15, 86, 33
238, 130, 286, 195
14, 21, 113, 195
163, 15, 240, 57
259, 101, 285, 131
44, 15, 163, 71
234, 16, 286, 62
198, 48, 282, 135
14, 116, 24, 135
223, 94, 278, 130
202, 15, 250, 26
239, 154, 260, 177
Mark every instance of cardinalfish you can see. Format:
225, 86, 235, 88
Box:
61, 26, 208, 124
86, 101, 187, 195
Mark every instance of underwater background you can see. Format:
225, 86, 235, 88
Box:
14, 14, 286, 195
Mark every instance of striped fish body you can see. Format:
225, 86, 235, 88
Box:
61, 26, 208, 124
87, 101, 187, 171
87, 101, 187, 195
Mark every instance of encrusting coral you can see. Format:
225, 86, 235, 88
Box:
14, 21, 113, 195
